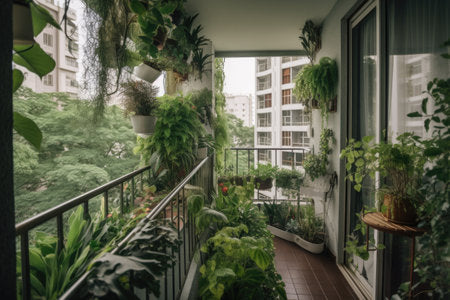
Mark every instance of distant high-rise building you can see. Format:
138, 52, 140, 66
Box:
225, 94, 253, 127
15, 0, 79, 97
255, 56, 311, 169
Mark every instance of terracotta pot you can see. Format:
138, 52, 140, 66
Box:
255, 177, 273, 190
130, 115, 157, 135
382, 194, 417, 225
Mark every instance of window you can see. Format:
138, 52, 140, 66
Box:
257, 132, 271, 146
292, 65, 301, 80
66, 74, 78, 87
282, 131, 291, 146
282, 152, 305, 166
257, 113, 271, 127
292, 132, 309, 146
282, 68, 291, 84
65, 56, 78, 67
43, 74, 53, 86
257, 58, 271, 72
257, 150, 272, 162
257, 74, 271, 90
282, 110, 310, 126
281, 56, 302, 63
43, 33, 53, 47
66, 39, 79, 53
257, 93, 272, 108
282, 89, 291, 105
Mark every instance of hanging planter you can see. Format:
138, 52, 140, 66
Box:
130, 115, 157, 135
133, 63, 162, 83
255, 177, 273, 190
13, 2, 35, 45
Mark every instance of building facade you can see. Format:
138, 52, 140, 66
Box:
224, 94, 253, 127
254, 56, 311, 168
17, 0, 79, 97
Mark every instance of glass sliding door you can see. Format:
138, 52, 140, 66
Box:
346, 5, 377, 292
383, 0, 449, 297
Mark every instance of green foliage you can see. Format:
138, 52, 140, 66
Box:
405, 42, 450, 299
287, 203, 324, 244
86, 220, 180, 299
340, 133, 426, 203
298, 20, 322, 64
188, 88, 213, 125
120, 80, 159, 116
249, 163, 278, 180
13, 89, 139, 222
275, 169, 304, 191
13, 111, 43, 150
227, 113, 254, 147
214, 58, 230, 170
263, 201, 294, 229
293, 57, 338, 122
196, 183, 286, 300
304, 128, 334, 181
137, 94, 203, 183
13, 43, 55, 79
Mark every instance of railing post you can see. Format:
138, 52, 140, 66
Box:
131, 178, 135, 208
57, 214, 64, 252
83, 201, 90, 220
20, 232, 31, 300
103, 191, 109, 219
120, 182, 124, 215
235, 149, 238, 175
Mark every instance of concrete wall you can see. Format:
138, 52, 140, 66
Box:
307, 0, 359, 258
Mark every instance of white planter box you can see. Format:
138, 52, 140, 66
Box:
130, 115, 157, 135
267, 224, 324, 254
133, 64, 162, 83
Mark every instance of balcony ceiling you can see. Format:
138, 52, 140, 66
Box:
185, 0, 338, 56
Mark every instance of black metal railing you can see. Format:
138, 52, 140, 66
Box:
16, 156, 213, 300
60, 155, 213, 299
223, 147, 309, 202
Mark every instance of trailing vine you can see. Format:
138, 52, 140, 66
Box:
213, 58, 229, 170
303, 128, 334, 181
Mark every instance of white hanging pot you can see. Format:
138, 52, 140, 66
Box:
13, 2, 35, 45
133, 63, 162, 83
130, 115, 157, 135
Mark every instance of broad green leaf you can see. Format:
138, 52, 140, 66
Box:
250, 248, 271, 270
160, 3, 177, 14
13, 111, 42, 150
129, 0, 146, 14
424, 118, 430, 132
214, 267, 235, 278
30, 2, 61, 36
13, 44, 55, 78
354, 184, 362, 192
13, 69, 24, 93
421, 98, 428, 114
355, 158, 364, 167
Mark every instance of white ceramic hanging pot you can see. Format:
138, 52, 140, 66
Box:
13, 3, 35, 45
130, 115, 157, 135
133, 63, 162, 83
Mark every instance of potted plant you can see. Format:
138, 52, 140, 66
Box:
340, 133, 426, 225
293, 57, 338, 121
286, 203, 324, 254
121, 80, 159, 135
275, 168, 304, 191
133, 61, 162, 83
250, 163, 278, 190
304, 128, 334, 181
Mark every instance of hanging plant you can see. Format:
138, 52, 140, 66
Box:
304, 128, 334, 181
293, 57, 338, 123
298, 20, 322, 65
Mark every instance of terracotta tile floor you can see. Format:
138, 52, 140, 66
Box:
273, 237, 358, 300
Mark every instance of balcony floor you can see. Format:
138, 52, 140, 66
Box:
273, 237, 358, 300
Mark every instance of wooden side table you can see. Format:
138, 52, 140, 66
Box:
361, 212, 425, 299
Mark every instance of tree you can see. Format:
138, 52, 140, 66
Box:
227, 113, 254, 147
13, 88, 140, 222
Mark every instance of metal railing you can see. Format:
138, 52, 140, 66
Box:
223, 147, 309, 202
16, 156, 214, 300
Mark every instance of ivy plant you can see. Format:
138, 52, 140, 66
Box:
304, 128, 334, 181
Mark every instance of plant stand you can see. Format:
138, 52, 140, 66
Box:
361, 212, 425, 300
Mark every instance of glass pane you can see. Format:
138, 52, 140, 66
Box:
347, 8, 377, 288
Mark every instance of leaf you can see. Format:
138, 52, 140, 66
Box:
424, 118, 431, 132
214, 267, 235, 278
250, 248, 271, 270
355, 158, 364, 167
421, 98, 428, 114
151, 8, 164, 25
13, 69, 24, 93
30, 2, 61, 36
13, 112, 42, 150
129, 0, 146, 14
160, 3, 178, 15
13, 44, 55, 78
407, 111, 422, 118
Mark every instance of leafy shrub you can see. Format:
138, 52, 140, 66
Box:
120, 80, 159, 116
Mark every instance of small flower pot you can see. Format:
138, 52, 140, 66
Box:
133, 63, 162, 83
382, 194, 417, 225
255, 177, 273, 190
130, 115, 157, 135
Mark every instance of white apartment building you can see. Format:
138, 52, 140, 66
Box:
254, 56, 311, 168
225, 94, 253, 127
17, 0, 79, 97
254, 56, 311, 200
